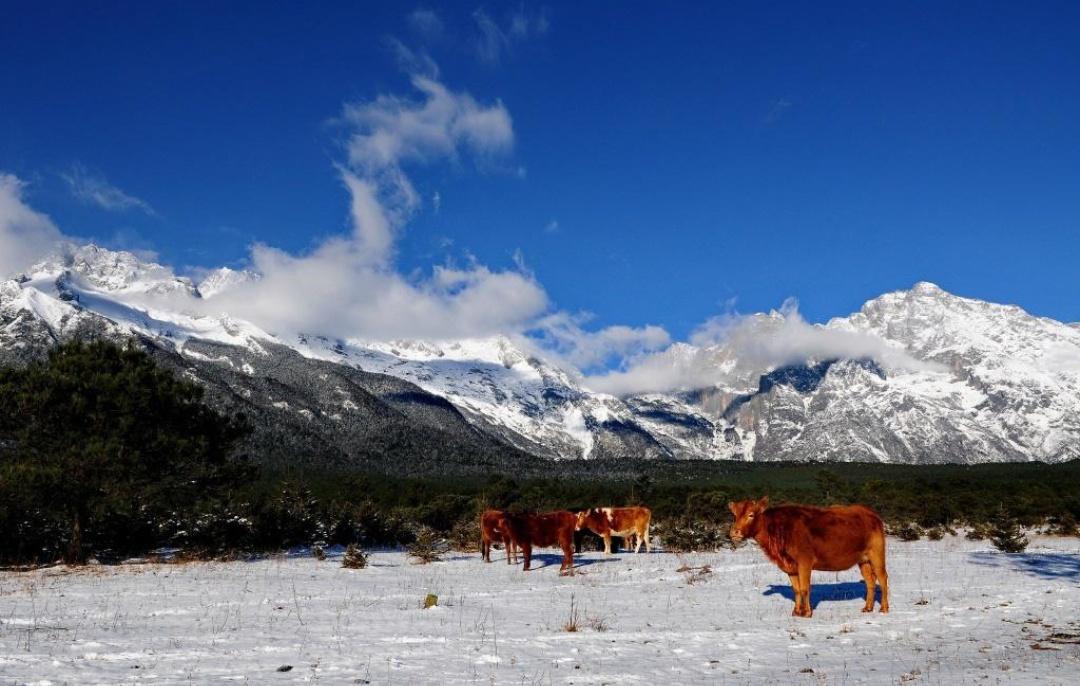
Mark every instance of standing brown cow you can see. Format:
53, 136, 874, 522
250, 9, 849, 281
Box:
479, 509, 517, 564
728, 497, 889, 618
575, 507, 652, 554
505, 511, 577, 573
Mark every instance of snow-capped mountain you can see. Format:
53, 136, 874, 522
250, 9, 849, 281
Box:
2, 244, 1078, 465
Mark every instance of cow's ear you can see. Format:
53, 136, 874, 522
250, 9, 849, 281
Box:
727, 501, 737, 515
758, 496, 769, 509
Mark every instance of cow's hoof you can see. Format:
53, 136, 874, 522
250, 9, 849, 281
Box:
880, 607, 889, 614
861, 607, 873, 613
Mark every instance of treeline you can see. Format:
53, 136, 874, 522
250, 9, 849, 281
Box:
1, 341, 1077, 566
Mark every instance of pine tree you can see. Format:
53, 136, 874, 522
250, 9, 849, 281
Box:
0, 340, 251, 564
989, 506, 1029, 553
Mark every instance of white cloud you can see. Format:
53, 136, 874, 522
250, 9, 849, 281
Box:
703, 298, 939, 373
338, 74, 512, 234
197, 71, 538, 342
531, 312, 671, 371
584, 343, 729, 396
0, 173, 65, 279
61, 163, 156, 215
585, 299, 941, 396
544, 219, 559, 233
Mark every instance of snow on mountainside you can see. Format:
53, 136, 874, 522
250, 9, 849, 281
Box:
2, 244, 1079, 464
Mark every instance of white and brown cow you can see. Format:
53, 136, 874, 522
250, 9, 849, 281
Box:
575, 507, 652, 554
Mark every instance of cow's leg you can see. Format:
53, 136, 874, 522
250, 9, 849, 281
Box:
634, 528, 643, 554
797, 563, 813, 618
559, 535, 574, 575
644, 523, 651, 553
788, 573, 803, 616
482, 533, 490, 562
603, 533, 612, 555
858, 561, 876, 612
870, 547, 889, 613
521, 543, 533, 571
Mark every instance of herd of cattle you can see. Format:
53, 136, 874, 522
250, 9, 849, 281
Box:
480, 498, 889, 618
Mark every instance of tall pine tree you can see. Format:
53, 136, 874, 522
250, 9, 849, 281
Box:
0, 340, 251, 563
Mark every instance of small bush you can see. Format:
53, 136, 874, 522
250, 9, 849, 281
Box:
965, 523, 990, 540
891, 522, 923, 541
312, 543, 327, 561
925, 527, 944, 541
342, 543, 368, 569
1046, 513, 1078, 537
407, 525, 448, 564
448, 515, 480, 552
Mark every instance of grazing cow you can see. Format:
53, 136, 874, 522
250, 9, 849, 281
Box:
479, 509, 517, 564
575, 507, 652, 554
505, 511, 577, 573
728, 497, 889, 618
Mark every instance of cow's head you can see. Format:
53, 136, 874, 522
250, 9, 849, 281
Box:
728, 497, 768, 544
575, 508, 601, 531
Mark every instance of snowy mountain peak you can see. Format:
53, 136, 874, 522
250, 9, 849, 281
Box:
28, 244, 199, 298
910, 281, 944, 295
197, 267, 260, 298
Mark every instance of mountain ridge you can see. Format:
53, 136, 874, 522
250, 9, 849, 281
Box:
2, 243, 1077, 466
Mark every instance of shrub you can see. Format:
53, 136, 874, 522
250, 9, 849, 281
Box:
655, 517, 728, 553
448, 515, 480, 552
925, 526, 944, 541
342, 543, 368, 569
891, 522, 922, 541
965, 523, 990, 540
407, 525, 448, 564
1046, 512, 1078, 537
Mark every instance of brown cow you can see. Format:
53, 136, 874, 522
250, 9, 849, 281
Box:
728, 497, 889, 618
505, 511, 577, 573
479, 509, 517, 564
575, 507, 652, 554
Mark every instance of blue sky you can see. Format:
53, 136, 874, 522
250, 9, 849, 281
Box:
2, 1, 1078, 350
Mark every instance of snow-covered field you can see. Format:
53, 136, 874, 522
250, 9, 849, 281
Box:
1, 536, 1077, 685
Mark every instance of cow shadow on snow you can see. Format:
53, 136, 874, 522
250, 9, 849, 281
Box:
523, 553, 622, 570
763, 582, 881, 611
969, 551, 1080, 581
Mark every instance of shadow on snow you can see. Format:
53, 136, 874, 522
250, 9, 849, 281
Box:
763, 581, 881, 610
969, 551, 1080, 580
522, 553, 622, 570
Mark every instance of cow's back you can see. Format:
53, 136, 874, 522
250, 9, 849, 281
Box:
509, 511, 575, 548
764, 505, 884, 571
610, 506, 651, 532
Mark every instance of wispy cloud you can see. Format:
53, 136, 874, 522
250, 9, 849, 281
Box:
61, 163, 156, 215
472, 5, 549, 64
0, 173, 65, 278
544, 219, 559, 233
408, 7, 444, 40
763, 97, 793, 124
530, 311, 670, 371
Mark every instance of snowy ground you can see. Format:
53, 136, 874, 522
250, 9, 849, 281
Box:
1, 536, 1077, 685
